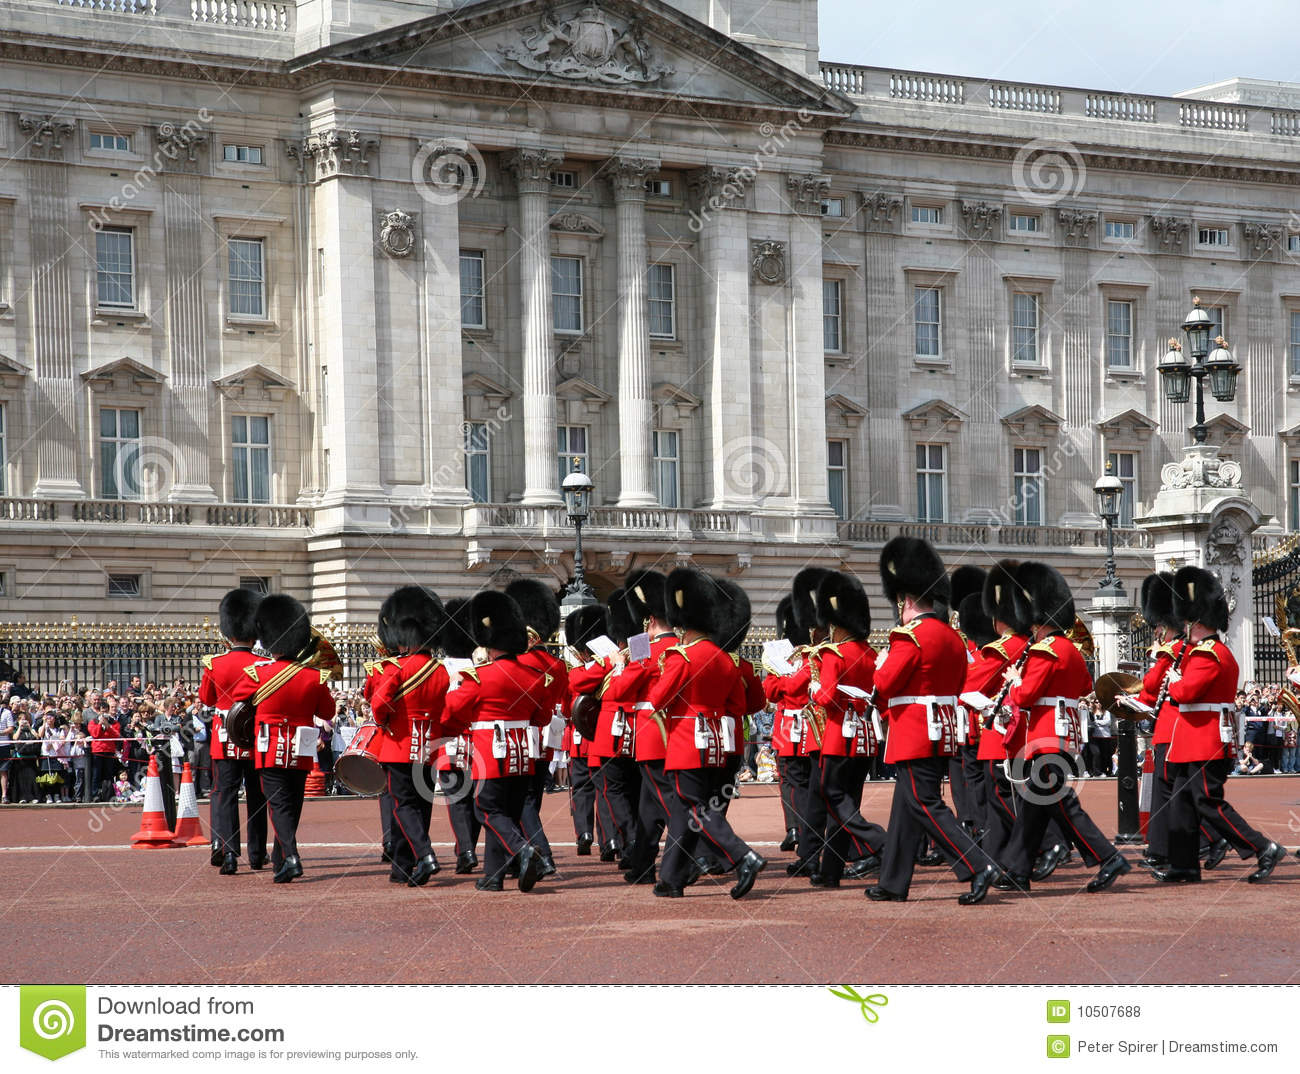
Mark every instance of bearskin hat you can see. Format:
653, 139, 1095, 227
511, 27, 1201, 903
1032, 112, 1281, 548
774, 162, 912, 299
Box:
775, 596, 802, 648
950, 565, 987, 610
815, 570, 872, 640
624, 569, 669, 626
1011, 561, 1075, 633
665, 568, 722, 635
468, 590, 529, 656
1140, 572, 1183, 634
255, 593, 313, 661
504, 578, 561, 643
379, 585, 444, 653
957, 593, 997, 649
439, 598, 477, 660
564, 604, 609, 651
219, 588, 261, 642
880, 537, 949, 608
711, 579, 752, 653
606, 587, 639, 647
982, 559, 1027, 634
791, 567, 833, 640
1172, 566, 1229, 633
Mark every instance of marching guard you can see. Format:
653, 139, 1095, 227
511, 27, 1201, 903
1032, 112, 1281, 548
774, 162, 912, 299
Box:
948, 565, 990, 835
436, 597, 483, 873
563, 604, 609, 856
199, 588, 268, 874
783, 568, 833, 878
363, 617, 401, 867
765, 596, 805, 853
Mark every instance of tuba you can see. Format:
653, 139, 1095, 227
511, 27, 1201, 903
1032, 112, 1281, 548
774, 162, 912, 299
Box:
1274, 594, 1300, 719
303, 628, 344, 682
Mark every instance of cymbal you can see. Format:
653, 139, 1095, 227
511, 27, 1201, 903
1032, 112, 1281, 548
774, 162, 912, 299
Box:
1094, 671, 1142, 715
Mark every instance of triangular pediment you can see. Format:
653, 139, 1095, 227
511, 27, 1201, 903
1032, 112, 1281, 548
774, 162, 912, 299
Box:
1097, 408, 1159, 439
1001, 404, 1065, 435
903, 398, 966, 428
0, 353, 30, 376
463, 372, 513, 400
305, 0, 848, 115
556, 376, 611, 404
1199, 413, 1249, 443
653, 382, 701, 409
81, 357, 165, 391
214, 363, 293, 391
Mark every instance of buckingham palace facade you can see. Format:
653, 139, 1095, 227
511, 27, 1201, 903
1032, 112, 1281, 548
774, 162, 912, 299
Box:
0, 0, 1297, 623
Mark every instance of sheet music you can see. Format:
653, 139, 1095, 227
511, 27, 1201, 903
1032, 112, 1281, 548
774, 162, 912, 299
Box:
627, 632, 652, 663
1263, 615, 1280, 637
960, 690, 994, 711
762, 639, 796, 676
837, 684, 871, 700
586, 635, 619, 660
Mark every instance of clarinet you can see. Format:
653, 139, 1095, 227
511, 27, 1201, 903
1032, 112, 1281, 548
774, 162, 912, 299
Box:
984, 641, 1033, 730
1149, 631, 1190, 720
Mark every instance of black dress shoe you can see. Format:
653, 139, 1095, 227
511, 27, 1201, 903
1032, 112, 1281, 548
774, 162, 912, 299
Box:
455, 851, 477, 875
1085, 852, 1131, 892
808, 873, 840, 889
272, 855, 302, 884
993, 873, 1030, 892
1247, 842, 1284, 883
219, 851, 238, 876
623, 867, 656, 885
1202, 838, 1230, 870
1151, 867, 1201, 883
210, 844, 224, 867
505, 860, 521, 879
389, 870, 407, 884
517, 846, 542, 893
599, 842, 618, 863
779, 828, 798, 852
786, 859, 817, 878
699, 855, 728, 877
576, 833, 593, 856
1031, 843, 1067, 882
1137, 854, 1167, 873
864, 885, 907, 902
684, 862, 702, 887
730, 851, 767, 899
844, 855, 881, 879
958, 865, 996, 905
380, 842, 394, 865
538, 854, 558, 879
475, 876, 504, 892
247, 852, 266, 871
408, 853, 440, 887
916, 850, 945, 867
652, 881, 683, 898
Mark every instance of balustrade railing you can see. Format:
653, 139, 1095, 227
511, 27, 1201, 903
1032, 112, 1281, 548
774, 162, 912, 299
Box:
835, 519, 1152, 550
51, 0, 292, 30
0, 498, 311, 529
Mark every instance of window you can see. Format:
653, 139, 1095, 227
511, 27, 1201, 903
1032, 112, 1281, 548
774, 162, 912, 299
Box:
827, 440, 848, 520
1012, 293, 1040, 364
460, 250, 486, 328
0, 404, 6, 497
1009, 213, 1040, 232
550, 170, 576, 188
916, 443, 947, 523
1291, 459, 1300, 531
1289, 234, 1300, 254
1107, 451, 1138, 527
1105, 219, 1135, 239
556, 425, 589, 487
223, 144, 263, 164
231, 415, 271, 504
645, 179, 672, 198
653, 430, 680, 508
464, 421, 491, 503
1198, 227, 1230, 246
551, 256, 583, 333
239, 576, 272, 596
914, 287, 941, 358
90, 132, 130, 153
648, 263, 675, 339
95, 227, 135, 308
99, 408, 140, 500
1012, 447, 1044, 526
911, 204, 943, 224
107, 574, 141, 599
228, 238, 265, 318
1291, 312, 1300, 378
823, 278, 843, 353
821, 197, 845, 218
1106, 299, 1133, 369
1206, 305, 1228, 343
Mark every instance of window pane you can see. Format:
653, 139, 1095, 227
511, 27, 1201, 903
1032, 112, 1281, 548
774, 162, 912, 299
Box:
100, 441, 118, 499
823, 279, 842, 352
649, 264, 675, 338
552, 257, 583, 332
914, 288, 940, 356
231, 414, 247, 443
828, 469, 845, 520
250, 448, 271, 504
232, 445, 248, 503
250, 416, 269, 444
828, 440, 844, 467
100, 408, 117, 439
1012, 293, 1039, 363
95, 229, 134, 307
119, 410, 139, 439
229, 239, 265, 317
1106, 301, 1132, 367
467, 452, 489, 502
460, 252, 485, 327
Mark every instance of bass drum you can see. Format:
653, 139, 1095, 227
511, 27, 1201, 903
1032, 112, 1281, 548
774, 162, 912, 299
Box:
334, 722, 387, 796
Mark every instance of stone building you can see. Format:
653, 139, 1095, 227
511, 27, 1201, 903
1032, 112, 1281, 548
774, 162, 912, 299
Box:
0, 0, 1295, 627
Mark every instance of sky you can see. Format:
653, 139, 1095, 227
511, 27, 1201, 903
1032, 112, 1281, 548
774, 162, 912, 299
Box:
817, 0, 1300, 97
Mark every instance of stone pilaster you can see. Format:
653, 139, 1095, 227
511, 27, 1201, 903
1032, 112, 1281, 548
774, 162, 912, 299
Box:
604, 156, 657, 507
859, 191, 904, 519
1057, 209, 1099, 525
960, 240, 999, 521
504, 147, 563, 506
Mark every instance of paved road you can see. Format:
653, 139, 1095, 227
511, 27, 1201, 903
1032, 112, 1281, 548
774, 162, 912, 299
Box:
2, 777, 1297, 984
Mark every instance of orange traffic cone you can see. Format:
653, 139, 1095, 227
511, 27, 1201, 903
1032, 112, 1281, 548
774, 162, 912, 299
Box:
304, 757, 326, 798
170, 763, 208, 847
1138, 747, 1154, 839
131, 755, 177, 849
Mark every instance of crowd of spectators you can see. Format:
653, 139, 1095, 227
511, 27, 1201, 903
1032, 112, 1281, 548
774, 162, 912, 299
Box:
1234, 684, 1300, 774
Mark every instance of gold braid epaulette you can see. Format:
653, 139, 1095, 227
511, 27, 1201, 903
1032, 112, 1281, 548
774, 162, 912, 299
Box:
1192, 638, 1221, 662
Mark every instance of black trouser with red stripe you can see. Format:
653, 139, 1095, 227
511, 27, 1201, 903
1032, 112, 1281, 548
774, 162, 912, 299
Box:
568, 756, 596, 839
878, 757, 993, 898
981, 759, 1019, 865
592, 762, 616, 847
776, 755, 800, 831
817, 754, 887, 880
1002, 753, 1117, 879
1168, 758, 1270, 873
952, 745, 986, 830
626, 758, 674, 875
384, 762, 434, 878
521, 766, 553, 858
659, 766, 753, 889
259, 768, 308, 869
474, 774, 529, 882
438, 768, 481, 856
379, 790, 394, 851
598, 755, 640, 852
211, 757, 267, 859
1147, 743, 1215, 861
790, 753, 827, 868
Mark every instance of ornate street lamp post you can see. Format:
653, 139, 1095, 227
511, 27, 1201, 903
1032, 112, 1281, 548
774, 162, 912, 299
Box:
1157, 298, 1240, 443
559, 458, 597, 616
1094, 462, 1124, 600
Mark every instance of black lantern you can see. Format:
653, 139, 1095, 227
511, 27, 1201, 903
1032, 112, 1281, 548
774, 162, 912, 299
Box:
1205, 336, 1240, 402
1158, 339, 1191, 404
1094, 466, 1122, 525
561, 458, 594, 522
1181, 298, 1214, 359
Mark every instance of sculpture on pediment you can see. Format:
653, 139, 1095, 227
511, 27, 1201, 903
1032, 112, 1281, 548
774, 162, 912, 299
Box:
1149, 216, 1189, 248
501, 3, 673, 86
1206, 520, 1246, 567
960, 200, 1002, 239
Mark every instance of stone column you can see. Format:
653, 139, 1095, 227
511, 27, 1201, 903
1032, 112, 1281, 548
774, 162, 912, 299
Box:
958, 202, 1003, 522
1089, 589, 1136, 676
1056, 208, 1099, 526
504, 147, 563, 507
687, 165, 753, 509
859, 192, 904, 520
604, 156, 657, 507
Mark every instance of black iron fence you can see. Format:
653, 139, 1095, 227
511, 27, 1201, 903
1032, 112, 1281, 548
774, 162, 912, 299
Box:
1253, 536, 1300, 687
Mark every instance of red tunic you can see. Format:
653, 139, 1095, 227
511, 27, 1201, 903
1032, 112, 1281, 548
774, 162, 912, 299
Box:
442, 656, 549, 779
368, 653, 450, 765
198, 646, 260, 762
1006, 634, 1092, 760
590, 657, 649, 761
874, 615, 965, 765
647, 638, 741, 771
1166, 638, 1239, 764
731, 657, 765, 756
966, 634, 1028, 762
230, 659, 336, 771
811, 639, 879, 758
518, 647, 568, 762
630, 633, 680, 763
567, 657, 611, 767
1138, 640, 1186, 746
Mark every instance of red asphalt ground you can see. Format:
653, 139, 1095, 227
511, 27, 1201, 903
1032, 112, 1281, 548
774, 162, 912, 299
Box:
1, 777, 1298, 985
